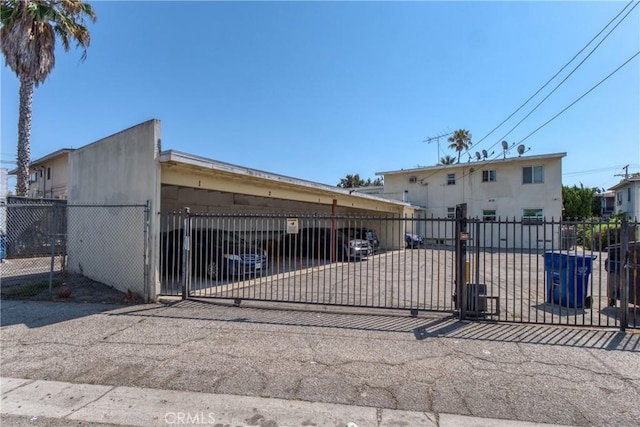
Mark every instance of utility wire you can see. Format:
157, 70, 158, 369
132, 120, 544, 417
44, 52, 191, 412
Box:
411, 2, 638, 188
517, 51, 640, 146
479, 1, 640, 156
454, 50, 640, 184
414, 48, 639, 188
469, 0, 638, 154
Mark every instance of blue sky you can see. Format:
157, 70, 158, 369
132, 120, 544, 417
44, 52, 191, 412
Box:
1, 1, 638, 192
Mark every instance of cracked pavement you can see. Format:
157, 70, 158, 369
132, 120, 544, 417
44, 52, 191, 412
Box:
1, 299, 639, 426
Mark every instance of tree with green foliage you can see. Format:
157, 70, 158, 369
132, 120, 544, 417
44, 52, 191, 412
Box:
562, 184, 599, 220
447, 129, 472, 164
337, 174, 383, 188
1, 0, 97, 195
438, 155, 456, 165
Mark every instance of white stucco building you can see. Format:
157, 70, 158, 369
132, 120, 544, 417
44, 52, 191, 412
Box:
368, 152, 566, 248
609, 175, 640, 219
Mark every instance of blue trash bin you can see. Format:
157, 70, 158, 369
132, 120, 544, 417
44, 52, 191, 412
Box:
543, 251, 597, 308
0, 233, 6, 261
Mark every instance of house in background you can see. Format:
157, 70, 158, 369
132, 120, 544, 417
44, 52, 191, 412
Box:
609, 174, 640, 219
596, 191, 616, 218
9, 148, 74, 199
367, 152, 566, 248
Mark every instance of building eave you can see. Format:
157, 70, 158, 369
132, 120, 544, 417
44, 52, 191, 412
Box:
376, 152, 568, 176
8, 148, 75, 175
159, 150, 411, 207
608, 177, 640, 191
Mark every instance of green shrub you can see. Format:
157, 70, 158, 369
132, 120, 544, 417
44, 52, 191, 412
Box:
576, 218, 621, 251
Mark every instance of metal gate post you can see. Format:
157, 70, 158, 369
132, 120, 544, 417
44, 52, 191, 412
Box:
455, 203, 468, 319
181, 207, 191, 300
620, 216, 629, 331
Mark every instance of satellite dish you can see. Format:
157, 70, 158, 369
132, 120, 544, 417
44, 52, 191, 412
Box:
482, 149, 488, 159
517, 144, 526, 156
501, 141, 509, 150
475, 152, 481, 160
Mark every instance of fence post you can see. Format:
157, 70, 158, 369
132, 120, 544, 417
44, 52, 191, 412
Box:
620, 216, 629, 332
143, 200, 150, 303
455, 203, 468, 320
181, 207, 191, 300
48, 204, 57, 300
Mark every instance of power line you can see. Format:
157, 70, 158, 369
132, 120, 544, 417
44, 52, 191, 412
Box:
448, 50, 639, 185
470, 0, 638, 153
516, 50, 639, 146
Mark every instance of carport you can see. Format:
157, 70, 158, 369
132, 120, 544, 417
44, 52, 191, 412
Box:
64, 119, 422, 303
159, 150, 414, 217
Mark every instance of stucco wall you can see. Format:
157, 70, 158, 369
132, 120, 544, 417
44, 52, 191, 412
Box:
66, 120, 162, 300
381, 154, 564, 248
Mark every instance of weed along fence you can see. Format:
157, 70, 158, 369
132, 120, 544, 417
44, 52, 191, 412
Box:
159, 208, 640, 331
0, 203, 149, 301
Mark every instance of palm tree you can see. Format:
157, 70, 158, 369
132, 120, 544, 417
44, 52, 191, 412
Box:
447, 129, 472, 164
437, 155, 456, 165
1, 0, 96, 196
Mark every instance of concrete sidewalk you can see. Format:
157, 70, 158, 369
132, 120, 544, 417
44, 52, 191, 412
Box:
1, 300, 639, 426
1, 377, 567, 427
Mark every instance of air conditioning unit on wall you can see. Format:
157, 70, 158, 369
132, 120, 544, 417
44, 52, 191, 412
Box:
409, 176, 417, 183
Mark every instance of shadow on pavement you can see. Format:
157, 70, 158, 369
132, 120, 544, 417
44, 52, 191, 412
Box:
0, 300, 133, 328
113, 299, 640, 352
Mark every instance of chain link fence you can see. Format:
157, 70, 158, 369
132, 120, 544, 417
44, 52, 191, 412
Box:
1, 202, 149, 302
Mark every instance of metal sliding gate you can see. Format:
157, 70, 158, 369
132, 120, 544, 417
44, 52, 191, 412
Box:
159, 209, 639, 330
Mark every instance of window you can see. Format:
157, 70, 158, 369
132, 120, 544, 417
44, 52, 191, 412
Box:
29, 172, 37, 183
483, 209, 496, 221
617, 192, 622, 206
522, 208, 543, 224
47, 167, 51, 180
447, 173, 456, 185
39, 169, 43, 178
447, 207, 455, 219
522, 166, 543, 184
482, 170, 496, 182
629, 187, 632, 202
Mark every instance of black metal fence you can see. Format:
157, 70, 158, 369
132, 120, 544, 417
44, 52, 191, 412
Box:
160, 209, 639, 330
1, 202, 149, 301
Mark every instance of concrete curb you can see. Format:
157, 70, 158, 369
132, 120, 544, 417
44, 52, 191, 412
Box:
1, 377, 570, 427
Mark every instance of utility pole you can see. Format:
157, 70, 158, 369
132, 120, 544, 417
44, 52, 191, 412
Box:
423, 131, 453, 164
614, 164, 630, 180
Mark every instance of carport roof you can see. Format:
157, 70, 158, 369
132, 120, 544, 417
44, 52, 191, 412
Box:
159, 150, 418, 208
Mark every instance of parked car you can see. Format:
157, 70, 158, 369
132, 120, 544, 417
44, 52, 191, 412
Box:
405, 233, 424, 248
338, 227, 380, 252
282, 227, 372, 261
161, 228, 268, 280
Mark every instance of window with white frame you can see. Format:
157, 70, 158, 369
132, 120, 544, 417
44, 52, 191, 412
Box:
447, 173, 455, 185
522, 165, 544, 184
29, 172, 37, 183
447, 207, 455, 219
522, 208, 543, 224
482, 170, 496, 182
483, 209, 496, 221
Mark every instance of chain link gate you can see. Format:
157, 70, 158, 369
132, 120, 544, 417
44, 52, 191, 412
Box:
1, 201, 150, 301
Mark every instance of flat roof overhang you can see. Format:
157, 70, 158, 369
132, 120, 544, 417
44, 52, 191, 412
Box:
159, 150, 417, 214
